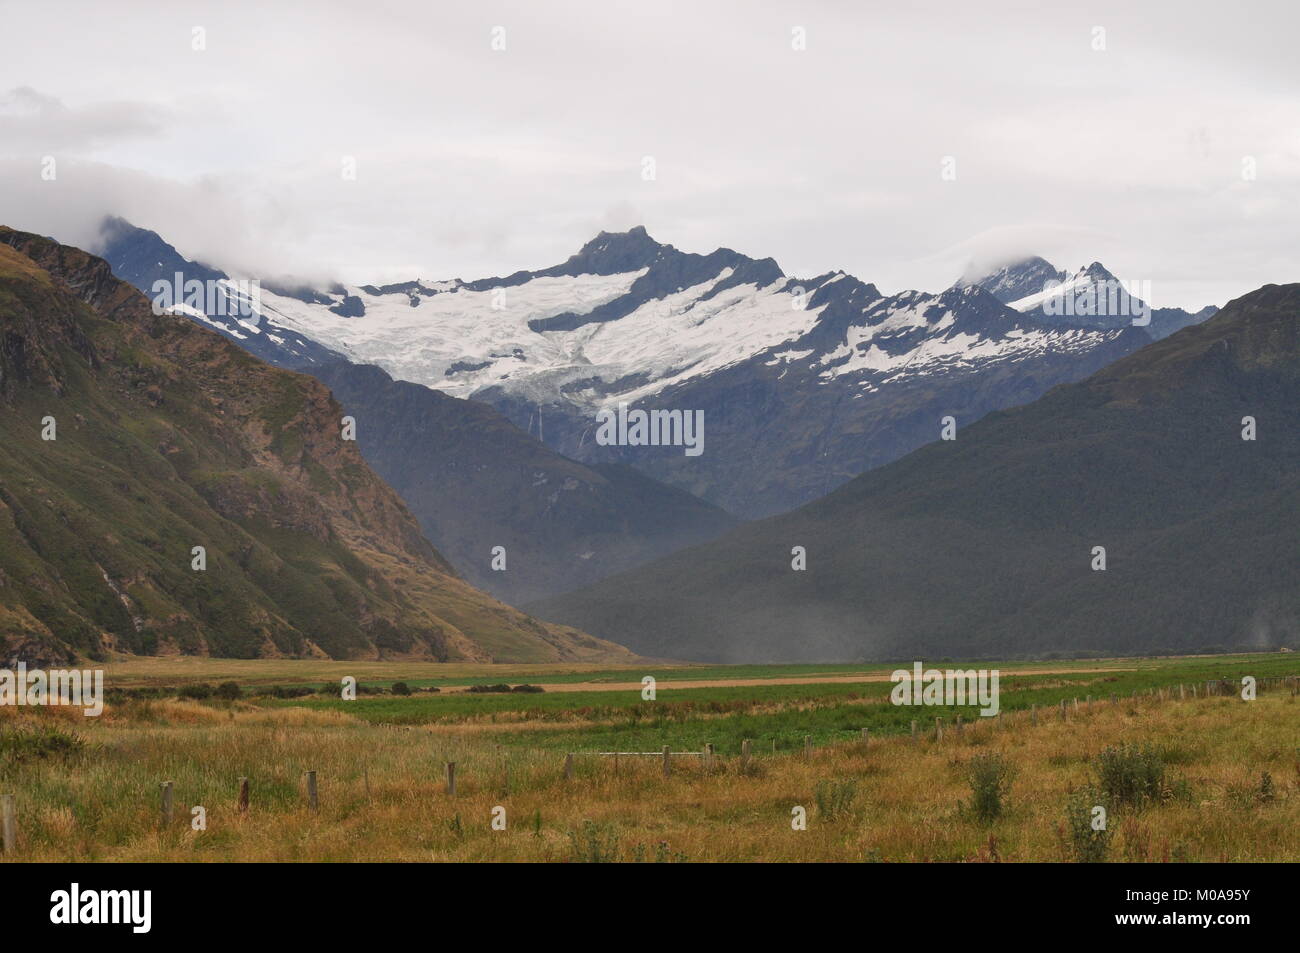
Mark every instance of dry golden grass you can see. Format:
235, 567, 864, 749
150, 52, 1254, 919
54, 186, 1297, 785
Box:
96, 657, 657, 686
94, 654, 1175, 689
1, 689, 1295, 862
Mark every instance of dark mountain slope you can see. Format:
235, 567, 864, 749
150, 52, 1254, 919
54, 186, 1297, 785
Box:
0, 228, 632, 665
530, 284, 1300, 662
96, 216, 343, 369
311, 361, 737, 605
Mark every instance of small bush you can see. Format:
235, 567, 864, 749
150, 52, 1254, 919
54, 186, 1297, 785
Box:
511, 684, 544, 693
814, 778, 858, 821
1062, 786, 1111, 863
964, 753, 1015, 823
1257, 771, 1276, 803
0, 725, 86, 775
390, 682, 412, 696
1227, 771, 1277, 807
468, 683, 514, 694
1095, 744, 1166, 808
177, 682, 214, 700
568, 820, 620, 863
631, 841, 687, 863
214, 681, 242, 700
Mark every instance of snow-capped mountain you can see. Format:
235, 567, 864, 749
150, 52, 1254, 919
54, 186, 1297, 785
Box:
249, 228, 1197, 516
964, 256, 1217, 340
97, 216, 345, 369
961, 255, 1066, 305
102, 220, 1215, 518
252, 226, 836, 412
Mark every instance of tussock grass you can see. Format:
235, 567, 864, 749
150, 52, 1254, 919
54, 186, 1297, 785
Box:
0, 681, 1295, 862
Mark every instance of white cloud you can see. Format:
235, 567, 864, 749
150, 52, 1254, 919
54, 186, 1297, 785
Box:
0, 0, 1297, 308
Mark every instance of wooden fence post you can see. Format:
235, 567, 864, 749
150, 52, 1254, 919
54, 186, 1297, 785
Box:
305, 770, 318, 811
1031, 704, 1038, 725
662, 746, 671, 778
955, 715, 963, 734
1, 794, 15, 853
934, 717, 942, 741
237, 777, 249, 814
911, 720, 918, 743
564, 753, 574, 781
445, 762, 456, 796
804, 735, 813, 760
160, 781, 174, 828
860, 727, 870, 745
741, 739, 752, 773
704, 743, 715, 771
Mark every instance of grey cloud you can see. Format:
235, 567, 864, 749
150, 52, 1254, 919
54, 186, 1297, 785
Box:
0, 86, 166, 153
0, 0, 1296, 309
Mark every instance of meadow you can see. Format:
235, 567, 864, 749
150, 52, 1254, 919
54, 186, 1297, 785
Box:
0, 653, 1296, 862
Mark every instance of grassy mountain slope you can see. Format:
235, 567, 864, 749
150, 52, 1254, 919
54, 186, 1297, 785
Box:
530, 284, 1300, 662
0, 229, 632, 665
311, 360, 737, 605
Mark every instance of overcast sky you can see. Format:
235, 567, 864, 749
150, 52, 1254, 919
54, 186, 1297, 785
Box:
1, 0, 1297, 308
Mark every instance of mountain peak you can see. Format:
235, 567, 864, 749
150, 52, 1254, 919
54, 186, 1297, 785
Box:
964, 255, 1066, 304
565, 225, 667, 275
1076, 260, 1117, 283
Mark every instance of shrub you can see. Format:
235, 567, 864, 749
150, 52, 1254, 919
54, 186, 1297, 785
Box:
965, 753, 1015, 823
1094, 744, 1165, 808
177, 682, 214, 700
1062, 786, 1112, 863
1227, 771, 1277, 807
511, 684, 544, 693
0, 725, 85, 771
814, 778, 858, 821
214, 681, 242, 700
390, 682, 412, 696
631, 841, 687, 863
1257, 771, 1276, 803
568, 820, 620, 863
